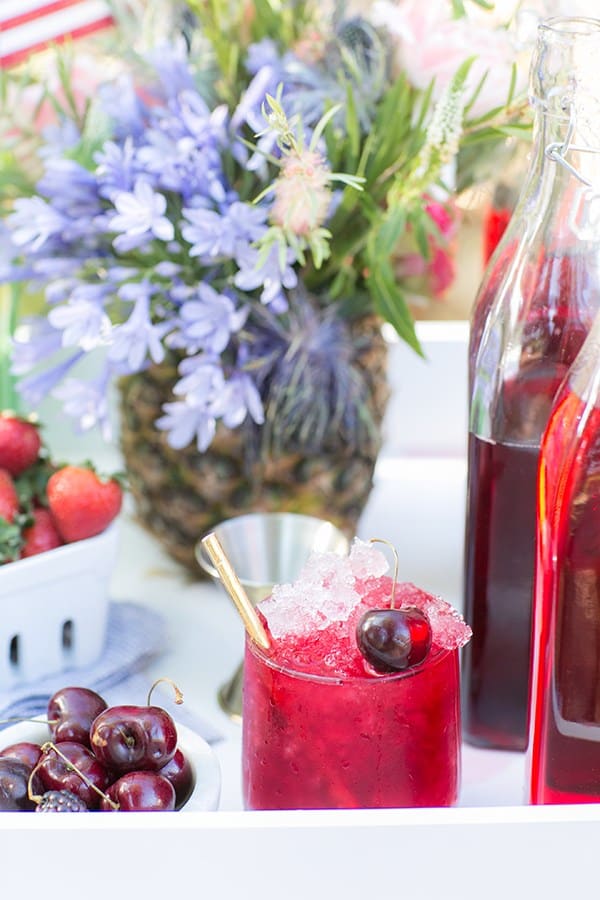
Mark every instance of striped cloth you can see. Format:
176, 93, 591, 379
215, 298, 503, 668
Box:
0, 0, 114, 69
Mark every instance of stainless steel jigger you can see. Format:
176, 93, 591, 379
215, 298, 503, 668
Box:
195, 512, 349, 721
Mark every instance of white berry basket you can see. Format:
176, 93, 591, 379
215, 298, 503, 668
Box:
0, 524, 119, 687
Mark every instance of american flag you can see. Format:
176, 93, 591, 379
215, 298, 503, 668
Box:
0, 0, 114, 69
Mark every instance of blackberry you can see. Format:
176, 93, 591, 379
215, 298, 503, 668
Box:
36, 790, 88, 813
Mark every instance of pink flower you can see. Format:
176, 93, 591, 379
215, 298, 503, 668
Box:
425, 199, 456, 240
394, 198, 459, 299
372, 0, 523, 117
271, 149, 332, 236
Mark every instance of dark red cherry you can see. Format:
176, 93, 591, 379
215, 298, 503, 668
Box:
356, 606, 432, 673
0, 742, 42, 772
48, 686, 107, 747
90, 705, 177, 773
100, 771, 176, 811
0, 758, 42, 811
37, 741, 113, 810
158, 748, 194, 810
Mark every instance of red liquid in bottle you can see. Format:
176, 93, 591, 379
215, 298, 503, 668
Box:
529, 388, 600, 802
464, 252, 592, 750
463, 436, 540, 750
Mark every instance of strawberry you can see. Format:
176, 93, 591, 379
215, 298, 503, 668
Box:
20, 508, 63, 558
46, 465, 123, 543
0, 413, 42, 477
0, 469, 22, 562
0, 469, 18, 523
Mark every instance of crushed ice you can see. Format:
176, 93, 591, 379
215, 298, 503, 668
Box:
259, 538, 389, 639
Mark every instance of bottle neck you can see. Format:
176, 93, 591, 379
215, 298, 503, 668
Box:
515, 109, 600, 247
534, 111, 600, 182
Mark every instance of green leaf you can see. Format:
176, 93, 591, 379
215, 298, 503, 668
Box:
372, 206, 407, 257
366, 264, 423, 356
410, 211, 431, 261
344, 81, 360, 165
308, 103, 342, 152
0, 518, 23, 563
506, 62, 518, 109
368, 75, 413, 181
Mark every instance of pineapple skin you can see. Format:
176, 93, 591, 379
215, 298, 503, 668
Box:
119, 316, 389, 573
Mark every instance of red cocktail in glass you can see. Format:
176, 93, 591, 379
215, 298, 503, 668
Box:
242, 544, 471, 810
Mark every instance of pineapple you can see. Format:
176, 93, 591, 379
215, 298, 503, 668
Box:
119, 313, 388, 574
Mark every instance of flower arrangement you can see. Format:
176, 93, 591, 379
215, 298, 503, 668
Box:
0, 0, 528, 458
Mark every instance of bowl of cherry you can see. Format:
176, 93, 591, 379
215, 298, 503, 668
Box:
0, 684, 221, 813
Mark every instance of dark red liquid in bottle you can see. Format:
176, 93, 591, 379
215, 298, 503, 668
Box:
463, 436, 540, 750
464, 253, 592, 751
529, 388, 600, 802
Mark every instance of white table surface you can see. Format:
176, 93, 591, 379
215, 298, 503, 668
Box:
4, 322, 600, 899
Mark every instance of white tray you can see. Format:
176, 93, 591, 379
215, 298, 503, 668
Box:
7, 321, 595, 900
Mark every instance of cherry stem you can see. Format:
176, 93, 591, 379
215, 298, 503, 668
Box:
0, 715, 57, 726
368, 538, 399, 608
28, 755, 46, 805
33, 741, 119, 811
146, 677, 184, 708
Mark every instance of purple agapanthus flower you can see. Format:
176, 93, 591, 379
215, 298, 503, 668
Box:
11, 316, 63, 376
16, 350, 85, 407
234, 242, 298, 308
181, 200, 267, 262
109, 283, 172, 372
156, 356, 225, 450
8, 197, 68, 253
48, 292, 112, 351
5, 38, 320, 452
53, 367, 113, 441
177, 283, 247, 354
95, 139, 138, 200
145, 40, 198, 100
209, 369, 264, 429
97, 74, 147, 141
155, 353, 264, 450
109, 179, 175, 251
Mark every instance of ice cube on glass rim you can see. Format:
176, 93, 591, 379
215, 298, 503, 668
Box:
348, 538, 389, 579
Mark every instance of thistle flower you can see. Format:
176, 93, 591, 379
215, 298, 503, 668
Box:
270, 149, 332, 236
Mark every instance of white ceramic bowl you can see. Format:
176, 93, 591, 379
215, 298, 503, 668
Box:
0, 718, 221, 812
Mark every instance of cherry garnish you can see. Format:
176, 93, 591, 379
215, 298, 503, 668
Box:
356, 606, 432, 673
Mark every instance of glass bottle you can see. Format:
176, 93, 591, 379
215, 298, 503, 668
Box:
463, 16, 600, 751
529, 307, 600, 802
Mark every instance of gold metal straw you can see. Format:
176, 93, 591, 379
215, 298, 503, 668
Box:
201, 532, 271, 650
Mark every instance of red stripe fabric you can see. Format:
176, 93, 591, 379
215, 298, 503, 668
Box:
0, 17, 113, 68
1, 0, 87, 31
0, 1, 114, 68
